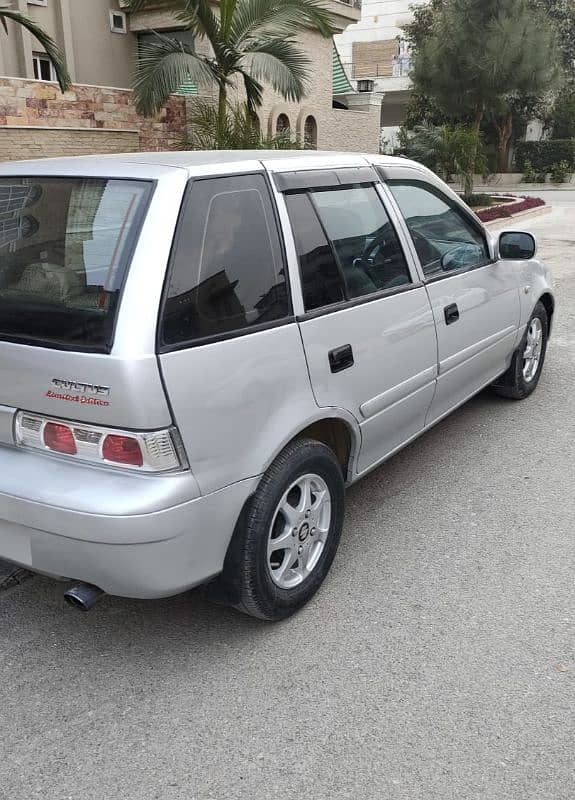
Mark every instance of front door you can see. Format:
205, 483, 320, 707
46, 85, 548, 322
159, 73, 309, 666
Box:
387, 177, 521, 425
279, 175, 438, 474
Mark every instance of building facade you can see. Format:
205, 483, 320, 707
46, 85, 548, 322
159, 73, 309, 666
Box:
0, 0, 382, 160
335, 0, 424, 146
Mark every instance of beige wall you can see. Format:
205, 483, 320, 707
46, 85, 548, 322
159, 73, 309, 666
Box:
0, 0, 134, 88
69, 1, 134, 88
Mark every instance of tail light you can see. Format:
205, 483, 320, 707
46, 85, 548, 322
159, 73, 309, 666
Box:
15, 412, 187, 473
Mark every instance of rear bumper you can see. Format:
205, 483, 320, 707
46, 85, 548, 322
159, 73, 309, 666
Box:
0, 446, 258, 598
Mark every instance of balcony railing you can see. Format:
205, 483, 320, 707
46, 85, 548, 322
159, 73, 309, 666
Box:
342, 57, 412, 81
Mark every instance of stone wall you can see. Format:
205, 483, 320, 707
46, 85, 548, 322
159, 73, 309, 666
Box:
0, 77, 186, 161
0, 126, 139, 162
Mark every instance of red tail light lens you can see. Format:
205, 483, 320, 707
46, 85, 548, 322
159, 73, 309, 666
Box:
102, 434, 143, 467
43, 422, 77, 455
16, 413, 186, 473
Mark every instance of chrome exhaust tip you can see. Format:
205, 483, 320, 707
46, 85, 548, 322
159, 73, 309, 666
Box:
64, 582, 104, 611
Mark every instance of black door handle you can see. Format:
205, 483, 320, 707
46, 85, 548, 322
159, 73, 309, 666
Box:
329, 344, 354, 373
444, 303, 460, 325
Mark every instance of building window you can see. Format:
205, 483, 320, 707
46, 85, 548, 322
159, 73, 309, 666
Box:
32, 52, 56, 82
109, 10, 127, 34
276, 114, 290, 135
304, 115, 317, 149
27, 1, 48, 6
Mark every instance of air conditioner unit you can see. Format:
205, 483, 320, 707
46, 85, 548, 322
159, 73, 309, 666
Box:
357, 79, 375, 93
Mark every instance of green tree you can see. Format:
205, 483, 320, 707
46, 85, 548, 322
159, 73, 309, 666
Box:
125, 0, 333, 119
405, 123, 486, 193
410, 0, 559, 171
0, 1, 70, 91
402, 0, 448, 128
529, 0, 575, 73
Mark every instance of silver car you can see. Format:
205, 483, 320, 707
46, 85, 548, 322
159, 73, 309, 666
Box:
0, 152, 554, 620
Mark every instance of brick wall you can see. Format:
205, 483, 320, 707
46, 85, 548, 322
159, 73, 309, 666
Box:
0, 77, 187, 161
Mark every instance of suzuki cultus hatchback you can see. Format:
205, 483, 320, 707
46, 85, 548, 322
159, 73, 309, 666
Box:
0, 152, 554, 619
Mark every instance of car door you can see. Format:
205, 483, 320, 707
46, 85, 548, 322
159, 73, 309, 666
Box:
275, 167, 438, 475
385, 174, 521, 425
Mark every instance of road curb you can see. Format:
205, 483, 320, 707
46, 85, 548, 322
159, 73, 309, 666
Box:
485, 204, 553, 228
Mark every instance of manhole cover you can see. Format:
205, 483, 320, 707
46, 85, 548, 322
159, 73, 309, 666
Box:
0, 560, 34, 592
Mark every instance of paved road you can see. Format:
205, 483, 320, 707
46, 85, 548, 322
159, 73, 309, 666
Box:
1, 203, 574, 800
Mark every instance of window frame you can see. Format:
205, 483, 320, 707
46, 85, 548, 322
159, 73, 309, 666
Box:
157, 171, 294, 354
381, 172, 495, 284
281, 178, 421, 321
109, 9, 128, 34
32, 51, 56, 82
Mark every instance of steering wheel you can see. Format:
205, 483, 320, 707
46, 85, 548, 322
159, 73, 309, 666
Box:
361, 229, 441, 269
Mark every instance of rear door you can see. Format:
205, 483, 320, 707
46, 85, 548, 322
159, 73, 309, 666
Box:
157, 172, 317, 495
386, 174, 521, 424
276, 168, 438, 474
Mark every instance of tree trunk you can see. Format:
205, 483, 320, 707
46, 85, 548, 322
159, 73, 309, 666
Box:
464, 104, 485, 195
495, 112, 513, 173
218, 81, 227, 123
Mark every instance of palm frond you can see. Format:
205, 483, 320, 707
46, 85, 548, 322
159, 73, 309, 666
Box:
133, 34, 217, 116
0, 6, 71, 91
240, 70, 264, 110
231, 0, 334, 46
241, 38, 310, 102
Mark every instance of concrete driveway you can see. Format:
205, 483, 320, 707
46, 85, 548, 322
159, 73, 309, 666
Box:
1, 198, 573, 800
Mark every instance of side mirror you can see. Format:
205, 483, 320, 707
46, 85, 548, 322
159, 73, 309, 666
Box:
498, 231, 537, 261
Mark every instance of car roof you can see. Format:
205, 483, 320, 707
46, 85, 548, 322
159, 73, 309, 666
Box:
0, 149, 420, 178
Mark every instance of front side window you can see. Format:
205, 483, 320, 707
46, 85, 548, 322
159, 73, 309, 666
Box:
388, 180, 490, 278
162, 174, 289, 347
285, 184, 412, 313
0, 177, 151, 351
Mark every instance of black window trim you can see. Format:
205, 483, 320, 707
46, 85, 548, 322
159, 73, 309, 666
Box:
274, 166, 379, 193
297, 280, 424, 323
0, 173, 156, 354
383, 174, 497, 284
157, 170, 295, 354
289, 181, 416, 318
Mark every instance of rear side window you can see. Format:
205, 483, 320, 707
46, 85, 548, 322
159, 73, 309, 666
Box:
284, 192, 345, 311
162, 174, 289, 347
0, 177, 151, 352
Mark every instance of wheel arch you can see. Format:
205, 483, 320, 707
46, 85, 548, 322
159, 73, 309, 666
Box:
538, 292, 555, 335
229, 411, 360, 538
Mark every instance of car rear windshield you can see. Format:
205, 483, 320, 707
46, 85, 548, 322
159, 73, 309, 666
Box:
0, 177, 152, 352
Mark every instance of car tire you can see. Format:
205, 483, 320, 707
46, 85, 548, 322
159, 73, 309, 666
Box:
218, 438, 345, 621
493, 301, 548, 400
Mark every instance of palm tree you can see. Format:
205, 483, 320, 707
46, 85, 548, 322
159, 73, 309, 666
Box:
125, 0, 334, 119
0, 1, 71, 92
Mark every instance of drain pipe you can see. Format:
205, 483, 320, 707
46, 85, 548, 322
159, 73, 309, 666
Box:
64, 583, 104, 611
